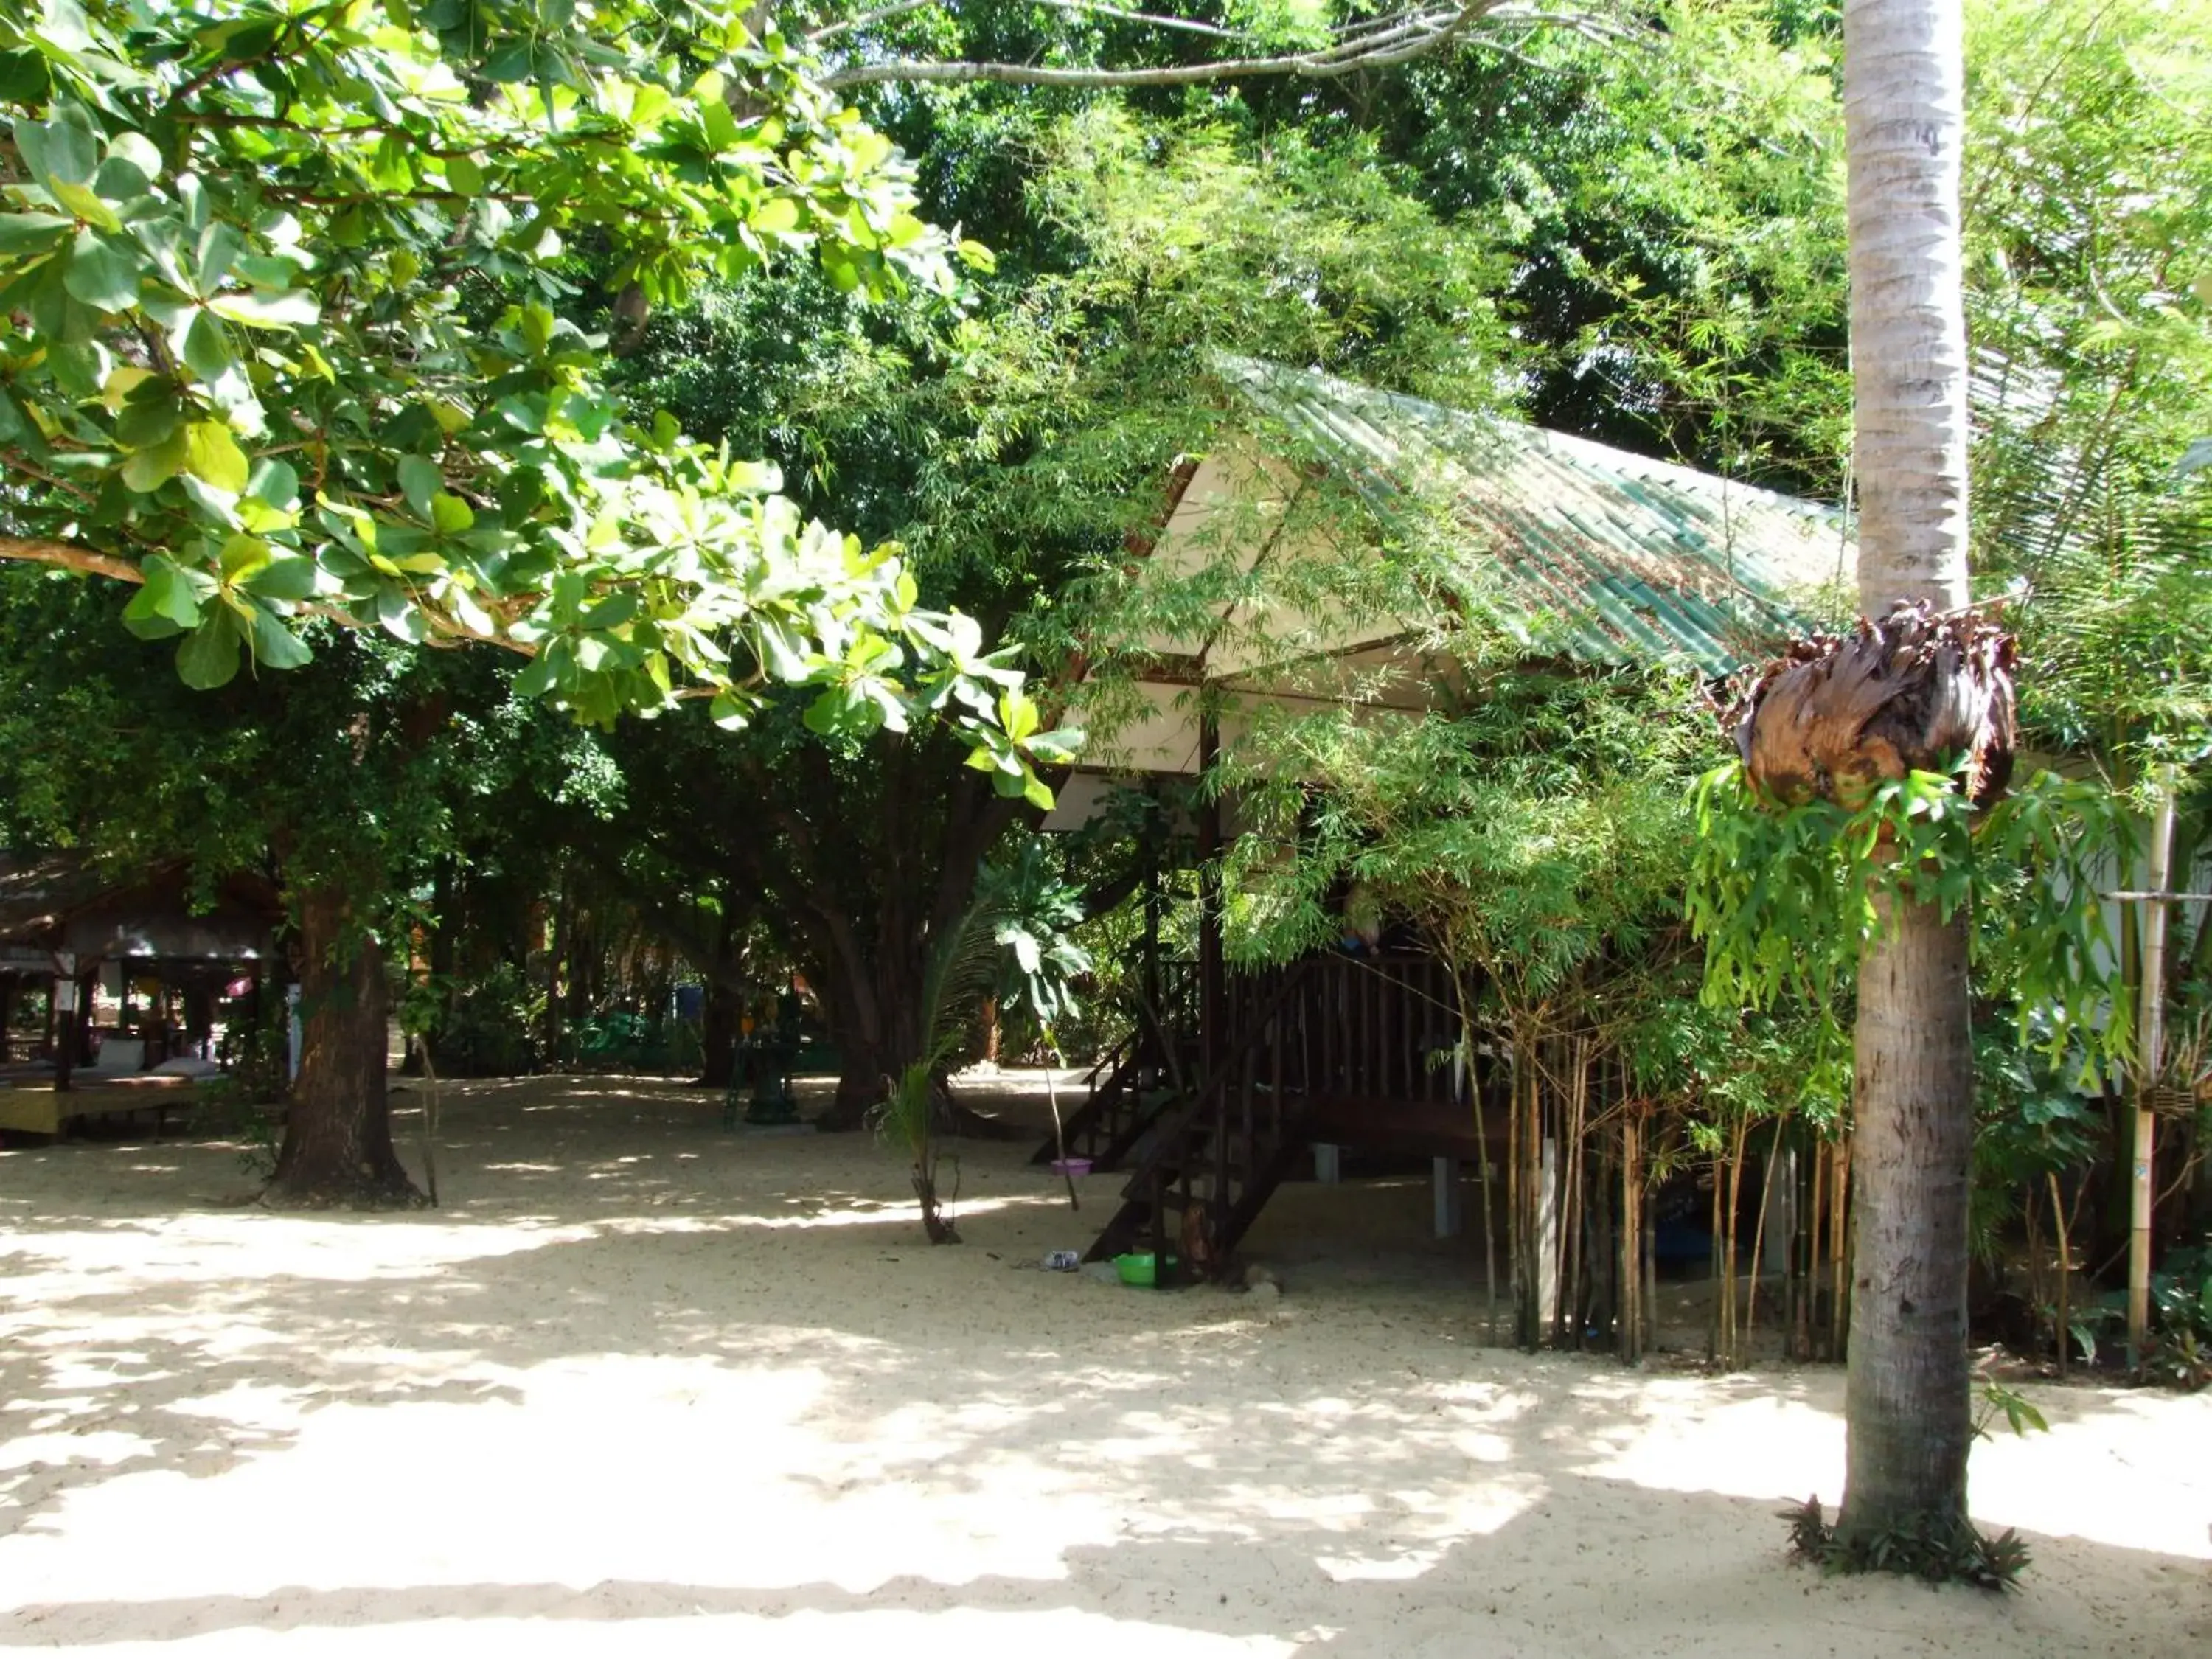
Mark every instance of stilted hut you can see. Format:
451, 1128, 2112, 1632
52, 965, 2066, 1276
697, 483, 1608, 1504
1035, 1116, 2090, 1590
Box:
1041, 358, 1856, 1297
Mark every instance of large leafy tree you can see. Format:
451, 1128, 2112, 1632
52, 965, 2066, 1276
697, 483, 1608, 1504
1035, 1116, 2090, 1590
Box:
0, 0, 1063, 779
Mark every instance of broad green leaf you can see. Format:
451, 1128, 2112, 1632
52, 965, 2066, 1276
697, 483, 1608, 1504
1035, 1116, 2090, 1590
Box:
122, 554, 201, 634
219, 534, 272, 581
180, 310, 231, 383
0, 212, 73, 257
183, 422, 248, 493
243, 554, 319, 602
751, 196, 800, 236
998, 690, 1040, 741
13, 111, 97, 189
39, 0, 91, 52
175, 611, 241, 689
114, 386, 183, 451
397, 455, 442, 519
246, 605, 313, 669
429, 491, 474, 535
60, 228, 140, 311
207, 288, 320, 329
48, 180, 120, 232
0, 48, 53, 105
119, 428, 187, 492
106, 130, 162, 184
247, 457, 299, 508
375, 585, 429, 643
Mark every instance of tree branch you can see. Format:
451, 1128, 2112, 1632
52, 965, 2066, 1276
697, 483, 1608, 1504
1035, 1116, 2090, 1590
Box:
0, 535, 144, 585
820, 0, 1515, 88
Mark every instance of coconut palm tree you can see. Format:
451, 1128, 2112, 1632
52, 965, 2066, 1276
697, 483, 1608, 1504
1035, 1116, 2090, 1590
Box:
1833, 0, 1979, 1543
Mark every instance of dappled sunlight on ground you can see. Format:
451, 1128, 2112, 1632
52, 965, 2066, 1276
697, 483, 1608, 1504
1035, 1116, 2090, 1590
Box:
0, 1074, 2206, 1655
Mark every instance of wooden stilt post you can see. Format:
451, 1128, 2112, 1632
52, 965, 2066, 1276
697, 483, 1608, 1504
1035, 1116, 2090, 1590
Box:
52, 955, 78, 1093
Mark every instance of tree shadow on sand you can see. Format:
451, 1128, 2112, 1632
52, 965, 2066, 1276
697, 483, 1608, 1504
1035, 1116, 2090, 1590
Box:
1, 1079, 2206, 1655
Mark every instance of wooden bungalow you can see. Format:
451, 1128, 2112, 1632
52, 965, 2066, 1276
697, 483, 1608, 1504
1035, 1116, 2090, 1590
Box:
1038, 357, 1857, 1290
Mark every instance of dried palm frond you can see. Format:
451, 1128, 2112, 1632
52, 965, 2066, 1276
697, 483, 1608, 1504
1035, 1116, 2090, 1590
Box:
1731, 602, 2018, 808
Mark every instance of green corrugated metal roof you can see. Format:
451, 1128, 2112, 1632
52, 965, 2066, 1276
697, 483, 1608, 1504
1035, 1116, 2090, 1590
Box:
1216, 355, 1854, 675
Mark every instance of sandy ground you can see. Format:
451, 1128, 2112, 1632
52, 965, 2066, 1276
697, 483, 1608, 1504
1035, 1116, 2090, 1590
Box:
0, 1072, 2207, 1658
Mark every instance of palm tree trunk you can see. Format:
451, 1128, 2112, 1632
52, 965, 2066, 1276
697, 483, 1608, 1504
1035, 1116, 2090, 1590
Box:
1834, 0, 1977, 1545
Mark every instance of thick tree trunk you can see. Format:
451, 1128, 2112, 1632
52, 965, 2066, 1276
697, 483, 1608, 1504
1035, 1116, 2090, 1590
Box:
1834, 0, 1976, 1544
818, 961, 923, 1132
699, 978, 742, 1090
269, 884, 420, 1207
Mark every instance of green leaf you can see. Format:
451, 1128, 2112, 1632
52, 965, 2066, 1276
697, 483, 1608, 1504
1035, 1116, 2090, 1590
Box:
447, 153, 485, 195
246, 605, 313, 669
47, 180, 119, 232
119, 428, 187, 493
40, 0, 91, 52
751, 195, 800, 236
243, 554, 319, 602
218, 533, 271, 581
0, 212, 73, 257
180, 310, 231, 383
429, 491, 474, 535
1026, 727, 1084, 765
122, 557, 199, 636
0, 49, 54, 105
13, 112, 97, 190
183, 422, 249, 493
114, 387, 183, 451
206, 288, 319, 329
175, 611, 241, 689
397, 454, 442, 519
376, 585, 429, 644
998, 690, 1040, 741
105, 130, 162, 184
60, 228, 139, 311
247, 458, 299, 509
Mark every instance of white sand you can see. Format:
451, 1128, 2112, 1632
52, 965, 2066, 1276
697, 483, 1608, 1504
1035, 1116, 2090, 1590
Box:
0, 1073, 2205, 1658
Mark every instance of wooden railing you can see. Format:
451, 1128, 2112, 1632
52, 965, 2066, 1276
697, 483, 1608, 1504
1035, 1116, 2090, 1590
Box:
1082, 950, 1484, 1274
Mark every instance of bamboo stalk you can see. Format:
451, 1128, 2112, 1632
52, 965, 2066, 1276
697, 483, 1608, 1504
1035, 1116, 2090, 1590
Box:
2048, 1169, 2071, 1375
2129, 781, 2176, 1366
1619, 1112, 1641, 1363
1709, 1147, 1725, 1365
1559, 1038, 1590, 1349
1508, 1039, 1525, 1348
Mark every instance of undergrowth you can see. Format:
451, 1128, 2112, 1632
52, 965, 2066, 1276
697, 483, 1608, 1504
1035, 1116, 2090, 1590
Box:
1783, 1497, 2031, 1590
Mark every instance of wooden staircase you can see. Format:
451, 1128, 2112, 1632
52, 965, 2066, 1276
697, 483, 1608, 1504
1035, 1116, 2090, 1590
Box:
1083, 959, 1321, 1278
1031, 961, 1197, 1172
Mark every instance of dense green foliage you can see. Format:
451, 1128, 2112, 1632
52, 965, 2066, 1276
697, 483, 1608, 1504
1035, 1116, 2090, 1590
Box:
0, 0, 1065, 791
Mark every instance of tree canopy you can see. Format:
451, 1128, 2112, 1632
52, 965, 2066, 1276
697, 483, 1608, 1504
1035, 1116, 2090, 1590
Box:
0, 0, 1068, 793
